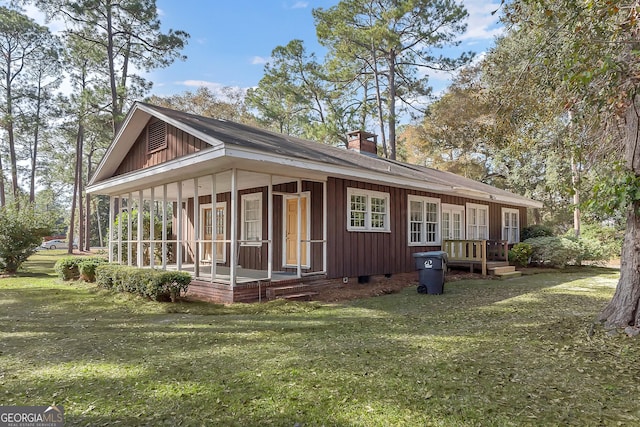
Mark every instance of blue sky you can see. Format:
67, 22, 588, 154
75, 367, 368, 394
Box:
149, 0, 504, 98
15, 0, 504, 102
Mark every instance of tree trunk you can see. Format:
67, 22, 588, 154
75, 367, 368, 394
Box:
387, 53, 397, 161
68, 122, 84, 255
0, 150, 5, 207
599, 96, 640, 328
30, 80, 43, 203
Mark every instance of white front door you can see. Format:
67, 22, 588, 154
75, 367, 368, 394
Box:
283, 194, 310, 268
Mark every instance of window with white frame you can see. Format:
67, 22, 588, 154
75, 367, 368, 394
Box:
408, 195, 440, 245
347, 188, 390, 232
241, 193, 262, 246
466, 203, 489, 239
502, 208, 520, 244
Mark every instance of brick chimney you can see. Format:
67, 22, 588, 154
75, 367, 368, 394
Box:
347, 130, 378, 157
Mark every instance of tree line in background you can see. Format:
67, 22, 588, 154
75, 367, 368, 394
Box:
2, 0, 640, 327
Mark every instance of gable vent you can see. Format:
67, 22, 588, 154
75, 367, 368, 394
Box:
147, 121, 167, 154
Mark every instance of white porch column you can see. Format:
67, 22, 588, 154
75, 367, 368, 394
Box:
267, 174, 273, 280
108, 196, 114, 263
194, 177, 200, 278
117, 195, 123, 264
210, 173, 217, 283
149, 187, 155, 269
177, 181, 183, 271
296, 179, 302, 278
127, 192, 133, 266
230, 168, 238, 287
162, 184, 168, 270
137, 190, 143, 267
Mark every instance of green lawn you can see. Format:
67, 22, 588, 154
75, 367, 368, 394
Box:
0, 252, 637, 426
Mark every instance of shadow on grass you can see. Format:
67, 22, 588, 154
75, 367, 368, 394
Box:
1, 266, 633, 426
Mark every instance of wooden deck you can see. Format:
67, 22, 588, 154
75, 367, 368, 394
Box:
443, 239, 509, 276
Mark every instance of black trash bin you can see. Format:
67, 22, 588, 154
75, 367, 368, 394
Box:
413, 251, 448, 294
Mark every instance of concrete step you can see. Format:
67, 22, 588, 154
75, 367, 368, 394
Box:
489, 265, 516, 275
495, 271, 522, 279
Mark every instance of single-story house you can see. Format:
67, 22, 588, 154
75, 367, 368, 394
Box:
87, 102, 542, 302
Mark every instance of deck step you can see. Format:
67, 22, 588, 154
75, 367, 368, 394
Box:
495, 271, 522, 279
281, 292, 319, 301
489, 265, 516, 275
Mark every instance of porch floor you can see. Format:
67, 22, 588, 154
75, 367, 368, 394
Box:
166, 264, 319, 284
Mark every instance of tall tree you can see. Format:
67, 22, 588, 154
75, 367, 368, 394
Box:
27, 0, 189, 134
246, 39, 359, 146
0, 6, 56, 205
501, 0, 640, 329
314, 0, 472, 159
148, 86, 256, 125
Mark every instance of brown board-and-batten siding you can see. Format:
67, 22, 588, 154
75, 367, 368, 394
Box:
325, 177, 527, 280
114, 118, 209, 176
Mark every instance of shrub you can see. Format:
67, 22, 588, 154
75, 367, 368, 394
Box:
95, 264, 191, 302
509, 242, 533, 267
54, 256, 107, 281
524, 236, 581, 268
0, 201, 51, 274
54, 257, 82, 280
579, 223, 623, 260
521, 224, 554, 241
78, 258, 108, 282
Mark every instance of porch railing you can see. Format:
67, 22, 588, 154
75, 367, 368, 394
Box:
442, 239, 509, 276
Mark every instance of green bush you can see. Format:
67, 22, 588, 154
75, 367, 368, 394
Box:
78, 258, 108, 282
54, 257, 81, 280
579, 223, 623, 260
0, 201, 51, 274
95, 264, 191, 302
524, 236, 581, 268
521, 224, 554, 241
54, 256, 107, 281
509, 242, 533, 267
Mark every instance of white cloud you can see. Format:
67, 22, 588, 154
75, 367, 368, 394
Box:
174, 80, 249, 100
289, 1, 309, 9
251, 56, 269, 65
459, 0, 504, 41
178, 80, 225, 90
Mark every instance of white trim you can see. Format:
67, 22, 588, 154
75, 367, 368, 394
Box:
282, 192, 311, 268
407, 195, 441, 246
346, 187, 391, 232
241, 192, 263, 247
466, 203, 489, 240
501, 207, 520, 244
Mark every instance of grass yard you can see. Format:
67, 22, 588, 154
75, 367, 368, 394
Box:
1, 252, 638, 426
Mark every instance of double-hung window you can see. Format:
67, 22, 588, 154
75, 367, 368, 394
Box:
466, 203, 489, 240
408, 195, 440, 245
241, 193, 262, 246
347, 188, 390, 232
502, 208, 520, 244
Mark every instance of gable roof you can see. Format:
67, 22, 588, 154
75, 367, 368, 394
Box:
89, 102, 543, 209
